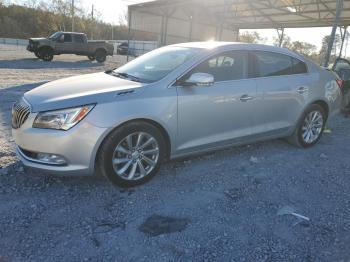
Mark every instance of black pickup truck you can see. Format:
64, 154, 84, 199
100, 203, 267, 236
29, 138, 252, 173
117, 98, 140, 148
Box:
27, 31, 114, 62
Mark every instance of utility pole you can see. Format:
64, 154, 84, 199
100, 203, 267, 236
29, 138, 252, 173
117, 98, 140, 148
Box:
71, 0, 75, 32
91, 4, 94, 40
339, 26, 348, 58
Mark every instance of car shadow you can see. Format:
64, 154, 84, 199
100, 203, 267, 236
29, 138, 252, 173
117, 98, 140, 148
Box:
0, 58, 103, 69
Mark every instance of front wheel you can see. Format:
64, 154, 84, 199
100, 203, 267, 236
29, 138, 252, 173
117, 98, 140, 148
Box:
34, 51, 42, 59
288, 104, 326, 148
97, 122, 166, 187
40, 48, 54, 62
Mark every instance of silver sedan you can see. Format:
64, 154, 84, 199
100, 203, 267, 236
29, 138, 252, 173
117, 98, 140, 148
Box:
12, 42, 342, 187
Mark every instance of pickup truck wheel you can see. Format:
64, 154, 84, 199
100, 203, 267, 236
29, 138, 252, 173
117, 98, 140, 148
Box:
95, 50, 107, 63
88, 56, 95, 61
40, 48, 54, 62
34, 51, 42, 59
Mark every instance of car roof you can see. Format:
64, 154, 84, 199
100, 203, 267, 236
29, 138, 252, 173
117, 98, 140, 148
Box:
59, 32, 85, 35
171, 41, 305, 60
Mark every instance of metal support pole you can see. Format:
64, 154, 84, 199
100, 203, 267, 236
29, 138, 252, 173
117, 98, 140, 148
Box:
188, 15, 193, 41
324, 0, 343, 67
345, 29, 349, 57
219, 27, 223, 41
219, 0, 229, 41
91, 4, 94, 40
339, 26, 348, 58
71, 0, 75, 31
163, 15, 169, 46
127, 10, 132, 62
233, 28, 240, 42
159, 15, 165, 46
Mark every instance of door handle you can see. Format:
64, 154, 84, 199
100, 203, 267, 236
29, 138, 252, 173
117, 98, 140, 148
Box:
297, 86, 308, 94
240, 95, 254, 102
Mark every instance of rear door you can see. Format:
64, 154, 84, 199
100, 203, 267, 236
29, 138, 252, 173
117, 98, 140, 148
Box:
72, 34, 88, 55
251, 50, 310, 135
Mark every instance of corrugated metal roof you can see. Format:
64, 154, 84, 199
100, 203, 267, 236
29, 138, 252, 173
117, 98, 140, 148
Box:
129, 0, 350, 29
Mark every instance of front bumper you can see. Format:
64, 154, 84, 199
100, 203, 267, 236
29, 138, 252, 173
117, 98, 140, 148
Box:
12, 114, 107, 176
27, 45, 35, 52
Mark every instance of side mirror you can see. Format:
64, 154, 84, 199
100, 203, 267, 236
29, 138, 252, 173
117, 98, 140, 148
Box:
183, 73, 214, 87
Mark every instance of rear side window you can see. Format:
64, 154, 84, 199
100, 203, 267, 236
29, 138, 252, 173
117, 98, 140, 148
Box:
253, 51, 307, 77
73, 34, 84, 43
64, 34, 72, 42
292, 58, 308, 74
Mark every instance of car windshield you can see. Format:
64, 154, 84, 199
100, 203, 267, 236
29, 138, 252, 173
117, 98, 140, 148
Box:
113, 46, 199, 83
49, 32, 62, 40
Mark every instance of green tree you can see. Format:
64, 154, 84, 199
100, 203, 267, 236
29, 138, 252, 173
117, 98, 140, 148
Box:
239, 31, 266, 44
319, 34, 342, 65
273, 34, 319, 62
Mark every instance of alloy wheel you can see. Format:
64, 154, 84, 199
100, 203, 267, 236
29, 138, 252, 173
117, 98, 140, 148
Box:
112, 132, 160, 181
301, 110, 324, 144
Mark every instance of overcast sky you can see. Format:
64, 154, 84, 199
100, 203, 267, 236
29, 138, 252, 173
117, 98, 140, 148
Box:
10, 0, 349, 53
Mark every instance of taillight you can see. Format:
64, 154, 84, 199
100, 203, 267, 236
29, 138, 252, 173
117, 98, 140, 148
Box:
336, 79, 344, 89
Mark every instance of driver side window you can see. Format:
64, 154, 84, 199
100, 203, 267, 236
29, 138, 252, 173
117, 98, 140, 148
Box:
186, 51, 248, 82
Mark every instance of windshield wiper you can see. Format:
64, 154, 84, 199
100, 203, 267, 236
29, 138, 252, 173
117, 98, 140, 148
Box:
110, 71, 146, 83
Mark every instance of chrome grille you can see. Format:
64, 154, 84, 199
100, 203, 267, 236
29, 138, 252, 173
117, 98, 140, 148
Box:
12, 98, 31, 129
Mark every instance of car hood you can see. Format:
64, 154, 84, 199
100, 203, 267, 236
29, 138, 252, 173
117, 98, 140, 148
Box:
29, 37, 47, 42
24, 72, 145, 112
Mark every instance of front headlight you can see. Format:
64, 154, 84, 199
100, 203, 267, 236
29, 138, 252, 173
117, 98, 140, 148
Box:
33, 105, 95, 130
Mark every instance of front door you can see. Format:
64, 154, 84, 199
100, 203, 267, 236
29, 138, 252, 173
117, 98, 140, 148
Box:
55, 33, 74, 54
176, 50, 257, 154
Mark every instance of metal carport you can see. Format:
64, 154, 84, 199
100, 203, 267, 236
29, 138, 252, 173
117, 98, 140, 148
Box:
128, 0, 350, 66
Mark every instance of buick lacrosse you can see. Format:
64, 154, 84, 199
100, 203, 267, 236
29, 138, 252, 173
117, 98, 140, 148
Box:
12, 42, 341, 187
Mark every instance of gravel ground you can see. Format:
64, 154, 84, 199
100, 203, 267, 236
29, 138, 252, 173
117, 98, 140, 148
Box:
1, 44, 350, 262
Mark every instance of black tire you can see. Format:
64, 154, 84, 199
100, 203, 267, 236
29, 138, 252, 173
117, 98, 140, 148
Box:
95, 49, 107, 63
88, 56, 95, 61
288, 104, 326, 148
97, 121, 166, 187
34, 51, 42, 59
40, 48, 54, 62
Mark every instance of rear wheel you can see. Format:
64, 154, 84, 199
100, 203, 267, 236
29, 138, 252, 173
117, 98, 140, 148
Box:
95, 49, 107, 63
288, 104, 326, 148
97, 122, 166, 187
88, 56, 95, 61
